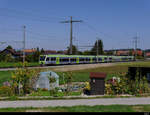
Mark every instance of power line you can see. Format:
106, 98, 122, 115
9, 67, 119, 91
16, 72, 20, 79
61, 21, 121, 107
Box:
133, 33, 139, 59
82, 21, 114, 39
23, 26, 26, 67
60, 16, 82, 55
0, 7, 65, 22
27, 30, 56, 39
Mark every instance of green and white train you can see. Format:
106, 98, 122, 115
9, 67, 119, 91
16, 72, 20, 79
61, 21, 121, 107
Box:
39, 54, 134, 65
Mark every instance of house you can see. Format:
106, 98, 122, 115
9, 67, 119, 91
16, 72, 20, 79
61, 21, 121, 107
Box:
0, 48, 21, 58
146, 52, 150, 57
116, 50, 129, 56
132, 49, 143, 56
23, 49, 36, 55
115, 49, 143, 56
145, 49, 150, 58
43, 50, 57, 55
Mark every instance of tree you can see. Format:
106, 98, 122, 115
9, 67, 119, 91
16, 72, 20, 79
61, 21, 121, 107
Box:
11, 62, 40, 95
6, 45, 13, 49
66, 45, 78, 55
105, 51, 113, 55
33, 47, 40, 62
40, 48, 45, 55
64, 71, 73, 95
91, 39, 104, 55
82, 50, 91, 55
4, 54, 14, 62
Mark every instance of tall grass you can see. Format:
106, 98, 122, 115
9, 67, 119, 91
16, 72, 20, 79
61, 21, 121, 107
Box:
0, 105, 150, 112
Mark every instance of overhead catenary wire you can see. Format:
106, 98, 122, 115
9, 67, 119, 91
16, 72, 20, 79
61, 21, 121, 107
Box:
0, 8, 67, 24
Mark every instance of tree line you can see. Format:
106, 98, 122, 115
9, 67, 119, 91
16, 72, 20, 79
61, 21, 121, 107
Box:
66, 39, 104, 55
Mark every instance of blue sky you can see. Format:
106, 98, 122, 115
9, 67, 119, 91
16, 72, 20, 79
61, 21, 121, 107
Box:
0, 0, 150, 51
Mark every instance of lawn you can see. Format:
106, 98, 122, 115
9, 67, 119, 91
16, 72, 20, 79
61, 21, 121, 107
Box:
56, 65, 128, 84
0, 71, 12, 87
0, 104, 150, 112
0, 62, 39, 68
56, 61, 150, 84
0, 61, 150, 86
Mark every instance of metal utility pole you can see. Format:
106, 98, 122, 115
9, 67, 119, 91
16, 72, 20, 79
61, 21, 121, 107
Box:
134, 33, 138, 60
61, 16, 82, 55
23, 25, 26, 67
96, 39, 99, 62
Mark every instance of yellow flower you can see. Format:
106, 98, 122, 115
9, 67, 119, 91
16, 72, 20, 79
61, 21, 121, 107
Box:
12, 75, 16, 79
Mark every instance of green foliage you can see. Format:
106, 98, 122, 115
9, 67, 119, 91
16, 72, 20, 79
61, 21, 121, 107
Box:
40, 48, 45, 55
0, 86, 13, 97
82, 50, 91, 55
105, 72, 150, 95
4, 54, 15, 62
2, 105, 150, 112
136, 56, 144, 60
91, 39, 104, 55
66, 45, 78, 55
63, 71, 73, 95
11, 62, 40, 95
6, 45, 13, 49
49, 77, 57, 96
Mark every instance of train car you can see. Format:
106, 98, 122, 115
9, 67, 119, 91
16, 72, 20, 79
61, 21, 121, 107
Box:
39, 54, 134, 66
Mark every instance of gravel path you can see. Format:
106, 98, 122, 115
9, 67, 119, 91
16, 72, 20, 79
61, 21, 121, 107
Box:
1, 97, 150, 108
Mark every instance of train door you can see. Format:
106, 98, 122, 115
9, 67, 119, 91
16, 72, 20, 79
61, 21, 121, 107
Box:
56, 57, 59, 64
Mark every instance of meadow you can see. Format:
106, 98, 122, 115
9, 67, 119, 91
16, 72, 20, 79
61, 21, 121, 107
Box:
0, 61, 150, 86
0, 62, 39, 68
0, 104, 150, 112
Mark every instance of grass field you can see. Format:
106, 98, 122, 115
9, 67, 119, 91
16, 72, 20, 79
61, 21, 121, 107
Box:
0, 62, 39, 68
0, 104, 150, 112
0, 71, 12, 87
0, 61, 150, 86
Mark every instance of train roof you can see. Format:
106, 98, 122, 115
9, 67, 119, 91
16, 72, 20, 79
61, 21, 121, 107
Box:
40, 54, 134, 58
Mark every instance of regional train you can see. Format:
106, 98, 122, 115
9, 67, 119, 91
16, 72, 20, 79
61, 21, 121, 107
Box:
39, 54, 134, 65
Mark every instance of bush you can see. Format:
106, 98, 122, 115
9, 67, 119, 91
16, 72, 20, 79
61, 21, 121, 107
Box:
0, 86, 13, 97
11, 62, 41, 95
105, 72, 150, 95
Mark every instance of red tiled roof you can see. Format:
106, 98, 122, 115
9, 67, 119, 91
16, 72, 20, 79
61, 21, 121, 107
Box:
146, 52, 150, 56
90, 72, 107, 78
23, 49, 36, 53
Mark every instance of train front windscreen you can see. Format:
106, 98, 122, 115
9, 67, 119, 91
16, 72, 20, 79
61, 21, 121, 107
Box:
40, 56, 46, 61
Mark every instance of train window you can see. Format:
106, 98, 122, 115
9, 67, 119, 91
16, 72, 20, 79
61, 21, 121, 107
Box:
122, 58, 126, 60
86, 58, 90, 61
71, 58, 76, 62
79, 58, 84, 61
104, 58, 107, 60
109, 58, 112, 60
46, 57, 49, 61
40, 56, 46, 61
93, 58, 96, 61
51, 57, 56, 61
98, 58, 102, 61
60, 58, 69, 62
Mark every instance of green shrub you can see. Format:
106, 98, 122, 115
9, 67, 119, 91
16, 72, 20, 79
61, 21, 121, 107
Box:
0, 86, 13, 97
105, 72, 150, 95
